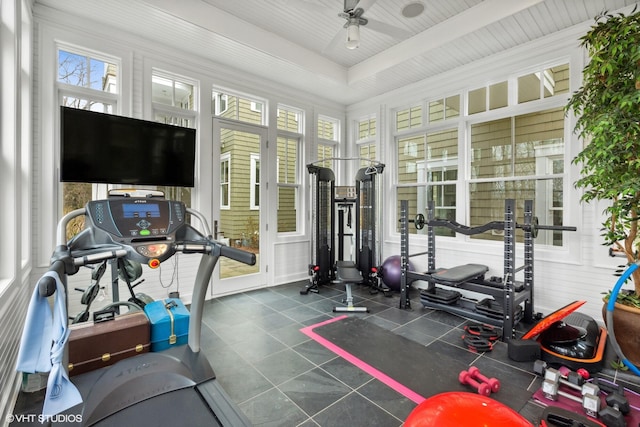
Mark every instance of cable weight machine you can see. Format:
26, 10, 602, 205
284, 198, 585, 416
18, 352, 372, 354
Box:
301, 159, 388, 297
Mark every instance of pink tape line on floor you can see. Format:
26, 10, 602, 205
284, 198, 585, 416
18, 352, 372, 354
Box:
300, 315, 426, 404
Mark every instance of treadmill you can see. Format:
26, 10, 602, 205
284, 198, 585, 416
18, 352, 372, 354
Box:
15, 193, 255, 426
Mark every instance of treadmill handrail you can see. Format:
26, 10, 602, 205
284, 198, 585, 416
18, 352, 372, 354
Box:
57, 208, 86, 246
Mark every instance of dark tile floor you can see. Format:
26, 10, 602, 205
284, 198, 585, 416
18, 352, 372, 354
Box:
12, 279, 640, 426
197, 280, 565, 426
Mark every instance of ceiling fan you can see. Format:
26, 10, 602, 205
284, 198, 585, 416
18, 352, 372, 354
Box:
337, 0, 412, 49
291, 0, 412, 51
339, 0, 369, 49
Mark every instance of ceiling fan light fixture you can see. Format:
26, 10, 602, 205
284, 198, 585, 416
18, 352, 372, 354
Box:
345, 21, 360, 49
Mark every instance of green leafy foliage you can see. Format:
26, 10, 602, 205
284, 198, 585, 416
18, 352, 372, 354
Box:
567, 8, 640, 297
610, 358, 629, 371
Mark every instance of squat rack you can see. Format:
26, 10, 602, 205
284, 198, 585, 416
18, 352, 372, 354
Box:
399, 199, 575, 341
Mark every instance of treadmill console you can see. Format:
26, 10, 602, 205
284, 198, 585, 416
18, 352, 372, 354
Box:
85, 197, 187, 265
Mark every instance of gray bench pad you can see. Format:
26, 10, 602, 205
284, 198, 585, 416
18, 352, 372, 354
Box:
431, 263, 488, 285
336, 261, 363, 283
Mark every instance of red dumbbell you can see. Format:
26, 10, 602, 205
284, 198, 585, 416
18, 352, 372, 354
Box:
468, 366, 500, 393
459, 369, 491, 396
558, 365, 590, 380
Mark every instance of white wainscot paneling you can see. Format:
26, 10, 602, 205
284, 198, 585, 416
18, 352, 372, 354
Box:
274, 240, 310, 285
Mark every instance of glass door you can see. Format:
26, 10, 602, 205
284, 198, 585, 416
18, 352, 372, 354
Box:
212, 119, 267, 293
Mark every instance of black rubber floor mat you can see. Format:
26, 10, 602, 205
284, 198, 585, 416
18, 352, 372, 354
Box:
306, 316, 534, 412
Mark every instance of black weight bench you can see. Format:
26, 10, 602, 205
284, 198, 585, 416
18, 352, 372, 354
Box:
333, 261, 369, 313
429, 263, 489, 286
420, 264, 490, 305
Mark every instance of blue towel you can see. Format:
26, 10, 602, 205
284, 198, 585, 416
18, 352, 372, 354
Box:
16, 271, 83, 416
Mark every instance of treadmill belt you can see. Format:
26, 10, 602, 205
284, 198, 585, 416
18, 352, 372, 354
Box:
94, 387, 220, 427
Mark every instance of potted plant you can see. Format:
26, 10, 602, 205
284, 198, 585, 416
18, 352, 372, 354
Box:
566, 8, 640, 364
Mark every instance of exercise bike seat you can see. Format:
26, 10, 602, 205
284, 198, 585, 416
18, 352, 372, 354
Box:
430, 263, 488, 285
336, 261, 364, 284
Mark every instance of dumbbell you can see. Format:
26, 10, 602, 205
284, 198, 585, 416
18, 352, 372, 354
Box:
467, 366, 500, 393
594, 378, 629, 427
559, 365, 590, 387
533, 360, 589, 387
459, 369, 491, 396
599, 400, 627, 427
541, 368, 600, 417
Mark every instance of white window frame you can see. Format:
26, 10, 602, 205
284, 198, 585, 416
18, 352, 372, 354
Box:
250, 153, 260, 210
220, 152, 230, 210
213, 92, 228, 115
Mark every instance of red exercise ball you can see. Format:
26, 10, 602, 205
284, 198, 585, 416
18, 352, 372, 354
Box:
404, 392, 533, 427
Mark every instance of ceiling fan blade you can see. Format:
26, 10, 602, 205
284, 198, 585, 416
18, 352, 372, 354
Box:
365, 18, 413, 39
322, 28, 346, 54
344, 0, 360, 12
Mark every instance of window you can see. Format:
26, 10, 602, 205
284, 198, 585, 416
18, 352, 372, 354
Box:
317, 144, 334, 169
250, 101, 262, 113
278, 107, 302, 132
396, 105, 423, 131
396, 129, 458, 236
212, 89, 265, 125
358, 116, 376, 140
57, 46, 120, 239
220, 153, 230, 209
518, 64, 569, 104
358, 143, 376, 165
152, 74, 194, 110
469, 81, 507, 115
250, 153, 260, 209
393, 63, 570, 245
468, 87, 487, 115
489, 82, 508, 110
213, 93, 228, 115
277, 105, 303, 233
152, 70, 198, 206
429, 95, 460, 122
469, 107, 565, 244
317, 115, 339, 169
1, 0, 18, 285
357, 116, 376, 167
58, 50, 118, 94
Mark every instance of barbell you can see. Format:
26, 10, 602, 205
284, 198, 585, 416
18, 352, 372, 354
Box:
403, 214, 576, 238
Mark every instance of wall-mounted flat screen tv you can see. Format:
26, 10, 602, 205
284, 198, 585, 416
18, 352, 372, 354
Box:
60, 106, 196, 187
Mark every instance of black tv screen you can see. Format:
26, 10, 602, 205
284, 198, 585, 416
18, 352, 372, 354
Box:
60, 106, 196, 187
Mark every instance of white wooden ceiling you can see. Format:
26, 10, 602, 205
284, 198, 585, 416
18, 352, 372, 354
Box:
35, 0, 640, 105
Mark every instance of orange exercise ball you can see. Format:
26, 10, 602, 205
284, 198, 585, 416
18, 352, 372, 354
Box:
404, 392, 533, 427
